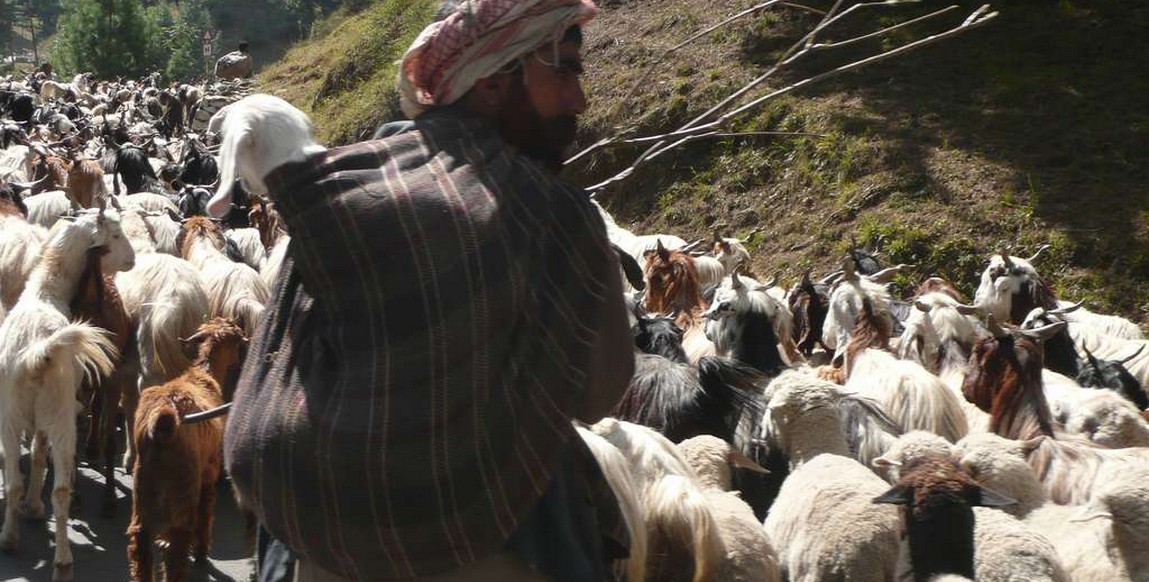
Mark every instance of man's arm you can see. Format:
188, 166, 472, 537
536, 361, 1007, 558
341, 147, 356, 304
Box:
578, 256, 634, 422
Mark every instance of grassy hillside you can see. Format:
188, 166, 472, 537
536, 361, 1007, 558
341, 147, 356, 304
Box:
262, 0, 1148, 323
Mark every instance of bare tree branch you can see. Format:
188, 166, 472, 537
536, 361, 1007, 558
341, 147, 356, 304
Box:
578, 3, 998, 193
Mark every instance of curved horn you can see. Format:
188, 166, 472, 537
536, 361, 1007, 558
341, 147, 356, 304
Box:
986, 314, 1007, 338
817, 270, 843, 286
181, 402, 232, 424
868, 264, 913, 285
764, 271, 779, 288
181, 329, 208, 344
9, 176, 47, 191
1026, 244, 1051, 263
1048, 300, 1083, 316
680, 239, 705, 253
1117, 344, 1146, 365
954, 303, 981, 316
1082, 345, 1100, 366
1018, 320, 1066, 343
801, 269, 813, 287
731, 267, 743, 290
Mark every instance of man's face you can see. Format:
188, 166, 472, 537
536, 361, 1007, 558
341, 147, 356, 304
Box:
497, 39, 587, 172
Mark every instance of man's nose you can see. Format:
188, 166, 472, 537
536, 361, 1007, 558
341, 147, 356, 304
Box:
567, 81, 587, 116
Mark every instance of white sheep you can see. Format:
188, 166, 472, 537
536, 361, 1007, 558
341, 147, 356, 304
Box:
0, 206, 133, 581
957, 432, 1133, 581
676, 435, 782, 582
1046, 382, 1149, 448
760, 372, 901, 582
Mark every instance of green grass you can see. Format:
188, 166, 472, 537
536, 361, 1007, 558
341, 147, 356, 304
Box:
259, 0, 435, 145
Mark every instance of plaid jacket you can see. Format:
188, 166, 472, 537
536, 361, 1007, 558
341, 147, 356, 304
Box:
223, 111, 630, 579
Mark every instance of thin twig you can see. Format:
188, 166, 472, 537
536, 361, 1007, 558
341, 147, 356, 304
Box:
584, 6, 997, 192
807, 5, 959, 51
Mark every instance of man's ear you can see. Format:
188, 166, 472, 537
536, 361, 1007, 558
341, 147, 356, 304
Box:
470, 74, 515, 112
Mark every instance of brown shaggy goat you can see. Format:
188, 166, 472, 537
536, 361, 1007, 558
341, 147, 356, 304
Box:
644, 240, 704, 321
127, 318, 247, 582
961, 319, 1063, 440
66, 156, 107, 209
71, 245, 137, 514
248, 197, 286, 251
31, 152, 70, 195
175, 215, 227, 259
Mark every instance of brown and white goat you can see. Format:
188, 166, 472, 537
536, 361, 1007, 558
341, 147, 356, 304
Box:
644, 239, 705, 321
962, 317, 1065, 440
176, 216, 269, 335
127, 318, 247, 582
71, 244, 137, 514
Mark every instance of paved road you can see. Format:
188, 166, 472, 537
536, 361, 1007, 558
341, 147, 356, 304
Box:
0, 445, 255, 582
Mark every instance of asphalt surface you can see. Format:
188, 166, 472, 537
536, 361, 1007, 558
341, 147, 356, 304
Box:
0, 442, 255, 582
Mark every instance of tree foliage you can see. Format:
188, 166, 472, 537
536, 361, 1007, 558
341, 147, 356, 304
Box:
52, 0, 161, 77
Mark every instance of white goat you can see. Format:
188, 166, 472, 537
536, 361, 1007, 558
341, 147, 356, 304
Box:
576, 426, 647, 582
225, 227, 267, 270
24, 190, 74, 229
0, 215, 49, 311
590, 419, 725, 582
206, 93, 325, 219
1058, 299, 1143, 340
0, 206, 134, 581
821, 262, 896, 356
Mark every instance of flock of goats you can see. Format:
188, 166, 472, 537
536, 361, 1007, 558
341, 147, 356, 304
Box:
0, 72, 1145, 582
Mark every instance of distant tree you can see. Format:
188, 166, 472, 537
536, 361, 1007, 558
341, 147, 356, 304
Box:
161, 3, 211, 82
51, 0, 161, 78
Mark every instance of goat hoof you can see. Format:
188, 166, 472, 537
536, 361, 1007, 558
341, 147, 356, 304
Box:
53, 561, 73, 582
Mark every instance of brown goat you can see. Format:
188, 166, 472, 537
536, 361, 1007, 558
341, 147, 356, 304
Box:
248, 198, 286, 251
644, 240, 704, 321
71, 245, 137, 514
815, 298, 891, 384
31, 152, 69, 195
788, 270, 830, 357
127, 318, 247, 582
914, 277, 967, 303
961, 320, 1063, 440
175, 215, 227, 260
67, 156, 107, 209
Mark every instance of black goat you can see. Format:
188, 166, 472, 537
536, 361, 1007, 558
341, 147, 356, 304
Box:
178, 140, 220, 187
1078, 346, 1148, 410
112, 145, 166, 196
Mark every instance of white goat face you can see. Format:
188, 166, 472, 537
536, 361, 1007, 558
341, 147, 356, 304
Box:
89, 210, 136, 273
974, 255, 1038, 322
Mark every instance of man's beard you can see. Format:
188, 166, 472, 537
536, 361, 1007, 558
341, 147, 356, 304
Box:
497, 86, 578, 174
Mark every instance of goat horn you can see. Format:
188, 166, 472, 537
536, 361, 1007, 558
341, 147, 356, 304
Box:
1048, 300, 1084, 316
108, 194, 123, 211
801, 269, 813, 287
1117, 344, 1146, 365
713, 230, 722, 244
181, 402, 232, 424
1018, 320, 1066, 343
955, 303, 981, 316
9, 176, 47, 191
998, 248, 1015, 270
868, 264, 913, 285
841, 257, 858, 282
817, 270, 843, 286
986, 314, 1007, 338
680, 239, 704, 253
764, 271, 780, 288
1026, 244, 1051, 263
731, 268, 743, 290
1082, 346, 1099, 365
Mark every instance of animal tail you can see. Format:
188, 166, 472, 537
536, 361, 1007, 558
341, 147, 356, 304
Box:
150, 402, 181, 443
644, 475, 724, 582
140, 300, 193, 381
16, 321, 117, 385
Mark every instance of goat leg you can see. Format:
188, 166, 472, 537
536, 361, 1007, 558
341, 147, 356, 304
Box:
194, 482, 217, 563
162, 528, 192, 582
100, 372, 126, 516
127, 521, 153, 582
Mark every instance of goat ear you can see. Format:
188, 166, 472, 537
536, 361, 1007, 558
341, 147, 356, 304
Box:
656, 239, 670, 261
973, 485, 1018, 508
913, 300, 931, 313
955, 303, 980, 316
727, 449, 769, 474
872, 484, 912, 506
872, 456, 902, 469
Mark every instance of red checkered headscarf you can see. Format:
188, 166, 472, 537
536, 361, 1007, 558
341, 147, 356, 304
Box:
398, 0, 597, 119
